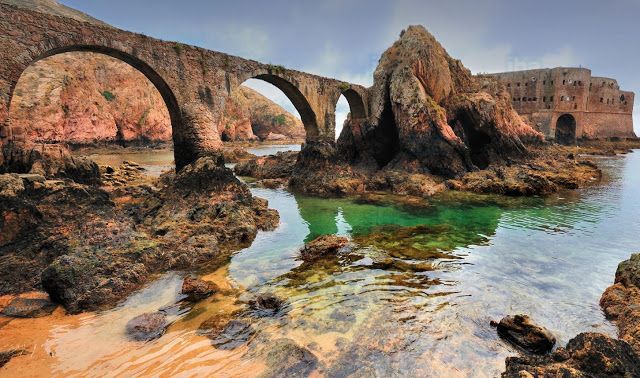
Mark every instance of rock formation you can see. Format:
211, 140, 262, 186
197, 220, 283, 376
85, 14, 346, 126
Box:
337, 25, 543, 178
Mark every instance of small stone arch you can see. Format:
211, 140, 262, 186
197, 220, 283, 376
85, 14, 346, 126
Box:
555, 114, 577, 145
236, 72, 320, 140
339, 88, 367, 120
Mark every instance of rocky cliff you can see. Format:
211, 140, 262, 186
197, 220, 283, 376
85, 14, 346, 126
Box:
9, 53, 305, 146
338, 25, 543, 177
0, 0, 108, 26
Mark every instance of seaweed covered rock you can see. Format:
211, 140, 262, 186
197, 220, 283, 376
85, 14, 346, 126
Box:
337, 25, 542, 178
299, 235, 349, 261
181, 276, 218, 301
492, 314, 556, 354
125, 312, 168, 341
260, 339, 319, 378
502, 333, 640, 377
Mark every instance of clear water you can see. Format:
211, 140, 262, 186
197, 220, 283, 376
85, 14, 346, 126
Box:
1, 150, 639, 377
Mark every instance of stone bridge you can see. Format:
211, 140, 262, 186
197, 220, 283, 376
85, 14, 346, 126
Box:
0, 3, 368, 169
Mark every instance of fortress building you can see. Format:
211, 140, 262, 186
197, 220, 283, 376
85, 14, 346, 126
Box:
485, 68, 635, 144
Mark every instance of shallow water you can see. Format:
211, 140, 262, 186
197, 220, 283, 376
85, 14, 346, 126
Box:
1, 149, 639, 377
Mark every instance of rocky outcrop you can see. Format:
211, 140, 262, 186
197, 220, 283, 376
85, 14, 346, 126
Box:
0, 0, 108, 26
337, 25, 542, 178
260, 339, 319, 378
0, 154, 279, 313
600, 253, 640, 354
492, 315, 556, 354
234, 151, 298, 179
0, 349, 26, 368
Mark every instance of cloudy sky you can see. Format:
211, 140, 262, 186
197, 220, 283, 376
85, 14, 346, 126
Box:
61, 0, 640, 135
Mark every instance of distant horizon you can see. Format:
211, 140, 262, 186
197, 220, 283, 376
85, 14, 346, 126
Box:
57, 0, 640, 135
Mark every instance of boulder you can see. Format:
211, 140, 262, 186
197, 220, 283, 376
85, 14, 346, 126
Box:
299, 235, 349, 262
234, 151, 297, 180
125, 312, 167, 341
502, 333, 640, 377
210, 319, 254, 350
181, 277, 218, 301
260, 338, 318, 378
492, 314, 556, 354
1, 296, 57, 318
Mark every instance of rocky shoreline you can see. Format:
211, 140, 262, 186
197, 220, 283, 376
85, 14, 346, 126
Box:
0, 153, 278, 313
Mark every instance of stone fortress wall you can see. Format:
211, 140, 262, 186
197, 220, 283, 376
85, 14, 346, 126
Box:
483, 68, 635, 143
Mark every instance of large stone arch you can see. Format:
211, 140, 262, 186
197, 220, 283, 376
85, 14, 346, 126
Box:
555, 113, 577, 145
3, 44, 195, 167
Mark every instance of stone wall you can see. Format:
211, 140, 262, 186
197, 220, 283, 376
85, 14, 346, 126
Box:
484, 67, 635, 141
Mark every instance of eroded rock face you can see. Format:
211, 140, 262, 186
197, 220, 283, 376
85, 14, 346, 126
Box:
493, 314, 556, 354
502, 333, 640, 378
600, 253, 640, 354
338, 26, 542, 178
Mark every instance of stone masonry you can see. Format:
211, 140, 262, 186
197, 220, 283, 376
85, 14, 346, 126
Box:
0, 3, 368, 169
484, 67, 635, 143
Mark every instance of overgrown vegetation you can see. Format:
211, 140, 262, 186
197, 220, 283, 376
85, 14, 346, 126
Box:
339, 82, 351, 92
101, 90, 116, 102
138, 108, 151, 126
273, 114, 286, 125
173, 43, 184, 55
267, 64, 286, 75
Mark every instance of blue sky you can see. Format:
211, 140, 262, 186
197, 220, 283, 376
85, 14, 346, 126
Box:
60, 0, 640, 135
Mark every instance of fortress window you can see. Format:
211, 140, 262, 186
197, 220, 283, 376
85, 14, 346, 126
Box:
533, 97, 537, 101
578, 81, 582, 86
543, 96, 547, 102
551, 80, 554, 85
522, 98, 526, 102
600, 97, 604, 103
574, 104, 578, 109
573, 81, 577, 86
550, 96, 554, 102
507, 83, 511, 87
525, 83, 528, 87
543, 80, 547, 85
517, 83, 520, 87
563, 80, 566, 85
572, 96, 576, 101
621, 94, 626, 102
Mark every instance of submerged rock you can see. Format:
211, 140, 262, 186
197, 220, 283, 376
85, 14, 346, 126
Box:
125, 312, 167, 341
1, 296, 57, 318
502, 332, 640, 377
210, 319, 254, 350
260, 338, 318, 378
492, 314, 556, 354
234, 151, 297, 179
181, 277, 218, 302
299, 235, 349, 262
247, 293, 287, 316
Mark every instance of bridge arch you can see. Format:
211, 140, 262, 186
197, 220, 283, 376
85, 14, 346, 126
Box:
555, 113, 577, 145
5, 45, 187, 161
235, 71, 319, 141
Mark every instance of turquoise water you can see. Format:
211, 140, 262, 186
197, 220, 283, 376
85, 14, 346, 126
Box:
225, 152, 640, 376
67, 149, 640, 377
